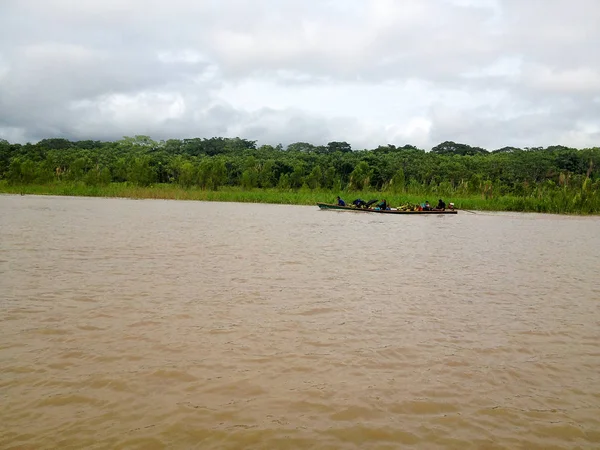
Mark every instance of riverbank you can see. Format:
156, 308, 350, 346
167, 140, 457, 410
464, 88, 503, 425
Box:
1, 182, 598, 214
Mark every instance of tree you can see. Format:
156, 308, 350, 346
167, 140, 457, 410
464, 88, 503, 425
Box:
241, 169, 258, 188
306, 165, 323, 189
492, 146, 521, 153
178, 161, 197, 187
67, 157, 91, 181
211, 158, 228, 189
323, 166, 337, 189
349, 161, 373, 190
327, 141, 352, 153
258, 160, 276, 188
84, 166, 111, 186
289, 163, 305, 188
1, 135, 599, 214
0, 139, 12, 178
390, 168, 405, 193
277, 173, 290, 189
287, 142, 315, 153
37, 138, 73, 150
240, 155, 259, 189
128, 156, 156, 186
431, 141, 488, 156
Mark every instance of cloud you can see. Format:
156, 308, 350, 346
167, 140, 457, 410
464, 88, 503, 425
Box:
0, 0, 598, 149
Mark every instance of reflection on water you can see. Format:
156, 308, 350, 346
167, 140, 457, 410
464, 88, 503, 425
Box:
1, 195, 600, 449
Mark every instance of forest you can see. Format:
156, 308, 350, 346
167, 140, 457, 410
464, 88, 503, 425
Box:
1, 136, 599, 213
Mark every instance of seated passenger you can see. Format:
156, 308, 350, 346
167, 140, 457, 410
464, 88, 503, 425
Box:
435, 199, 446, 210
377, 199, 388, 210
352, 198, 366, 208
337, 196, 346, 206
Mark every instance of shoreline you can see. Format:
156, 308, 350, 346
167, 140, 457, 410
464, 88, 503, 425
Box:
0, 182, 598, 215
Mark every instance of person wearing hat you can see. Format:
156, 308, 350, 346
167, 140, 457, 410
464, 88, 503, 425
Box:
449, 202, 455, 210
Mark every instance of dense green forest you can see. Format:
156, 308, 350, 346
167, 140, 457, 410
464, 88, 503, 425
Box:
1, 136, 599, 213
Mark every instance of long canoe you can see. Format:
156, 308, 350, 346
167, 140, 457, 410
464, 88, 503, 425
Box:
317, 202, 458, 214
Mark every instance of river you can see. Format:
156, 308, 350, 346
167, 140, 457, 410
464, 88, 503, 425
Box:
1, 194, 599, 449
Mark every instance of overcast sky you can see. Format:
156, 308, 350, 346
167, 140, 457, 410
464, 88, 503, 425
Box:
0, 0, 599, 150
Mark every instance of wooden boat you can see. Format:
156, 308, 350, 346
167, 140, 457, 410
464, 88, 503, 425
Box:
317, 202, 458, 214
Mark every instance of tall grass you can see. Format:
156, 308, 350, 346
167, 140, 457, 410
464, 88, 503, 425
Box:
1, 181, 598, 214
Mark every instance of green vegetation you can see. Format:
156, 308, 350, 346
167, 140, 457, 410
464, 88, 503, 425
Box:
1, 136, 599, 214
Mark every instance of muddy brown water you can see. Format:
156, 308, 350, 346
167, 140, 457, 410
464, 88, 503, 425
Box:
1, 195, 600, 449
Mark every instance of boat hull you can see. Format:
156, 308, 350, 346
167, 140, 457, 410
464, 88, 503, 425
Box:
317, 203, 458, 214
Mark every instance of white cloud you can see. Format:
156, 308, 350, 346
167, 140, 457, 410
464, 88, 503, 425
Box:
0, 126, 28, 143
0, 0, 599, 149
157, 50, 208, 65
71, 92, 186, 124
524, 65, 600, 95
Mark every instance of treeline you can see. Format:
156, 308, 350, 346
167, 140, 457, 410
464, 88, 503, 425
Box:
1, 136, 599, 212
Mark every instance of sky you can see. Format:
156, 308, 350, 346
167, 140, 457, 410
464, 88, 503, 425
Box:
0, 0, 599, 150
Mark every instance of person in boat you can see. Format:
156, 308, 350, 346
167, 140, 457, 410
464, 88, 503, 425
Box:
377, 199, 388, 210
435, 199, 446, 210
448, 202, 455, 210
336, 196, 346, 206
352, 198, 366, 208
423, 200, 432, 211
